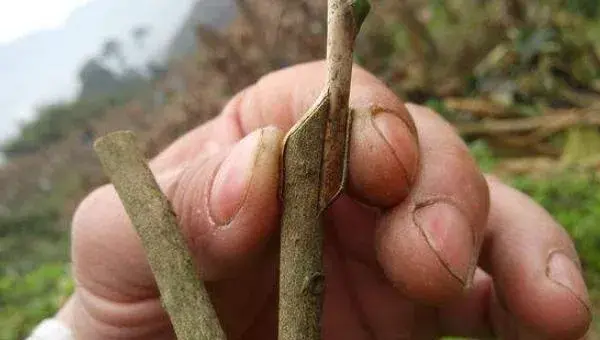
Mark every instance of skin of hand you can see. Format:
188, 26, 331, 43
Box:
56, 62, 591, 340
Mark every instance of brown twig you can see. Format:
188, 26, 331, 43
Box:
94, 131, 226, 340
489, 135, 562, 157
278, 1, 370, 339
457, 109, 600, 136
444, 97, 516, 118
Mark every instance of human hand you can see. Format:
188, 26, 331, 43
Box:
58, 62, 591, 339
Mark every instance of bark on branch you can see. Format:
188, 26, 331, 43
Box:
278, 1, 370, 339
94, 131, 226, 340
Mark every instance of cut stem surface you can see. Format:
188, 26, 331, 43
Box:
278, 1, 370, 339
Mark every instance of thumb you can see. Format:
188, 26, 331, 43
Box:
70, 127, 283, 338
167, 126, 284, 280
73, 126, 284, 300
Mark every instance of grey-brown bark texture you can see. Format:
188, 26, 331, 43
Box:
278, 1, 370, 339
94, 131, 226, 340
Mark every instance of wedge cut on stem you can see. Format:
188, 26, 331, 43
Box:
278, 1, 371, 339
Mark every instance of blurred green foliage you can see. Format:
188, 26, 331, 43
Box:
0, 264, 73, 340
0, 171, 79, 338
1, 90, 146, 157
0, 169, 83, 275
567, 0, 600, 18
470, 140, 600, 293
513, 171, 600, 290
0, 207, 63, 273
0, 185, 73, 339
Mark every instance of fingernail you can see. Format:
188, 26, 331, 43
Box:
210, 130, 263, 224
414, 202, 474, 286
373, 111, 419, 185
547, 252, 591, 310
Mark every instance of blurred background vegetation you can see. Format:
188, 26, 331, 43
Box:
1, 0, 600, 338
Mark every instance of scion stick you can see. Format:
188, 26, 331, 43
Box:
95, 131, 226, 340
278, 1, 370, 339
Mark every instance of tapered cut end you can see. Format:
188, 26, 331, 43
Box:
93, 130, 136, 153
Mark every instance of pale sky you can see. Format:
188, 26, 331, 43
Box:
0, 0, 207, 146
0, 0, 92, 45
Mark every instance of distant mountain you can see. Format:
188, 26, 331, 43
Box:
0, 0, 197, 142
167, 0, 237, 59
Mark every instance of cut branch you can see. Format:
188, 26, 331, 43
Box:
278, 1, 370, 339
457, 109, 600, 136
94, 131, 226, 340
444, 97, 516, 118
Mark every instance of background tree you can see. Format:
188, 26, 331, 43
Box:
77, 58, 122, 99
101, 38, 127, 71
132, 26, 151, 48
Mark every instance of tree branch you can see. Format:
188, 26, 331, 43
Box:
94, 131, 226, 340
278, 1, 370, 339
457, 109, 600, 136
